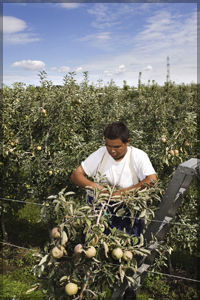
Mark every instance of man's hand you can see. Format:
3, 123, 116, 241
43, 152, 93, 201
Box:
71, 166, 108, 193
110, 174, 157, 198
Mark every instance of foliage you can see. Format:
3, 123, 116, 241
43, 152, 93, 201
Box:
28, 183, 163, 299
0, 274, 43, 299
1, 71, 199, 298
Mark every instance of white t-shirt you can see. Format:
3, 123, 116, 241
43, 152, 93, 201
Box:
81, 146, 156, 189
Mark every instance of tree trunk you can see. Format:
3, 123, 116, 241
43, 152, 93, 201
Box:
1, 206, 8, 241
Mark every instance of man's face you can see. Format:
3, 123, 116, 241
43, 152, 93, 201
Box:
105, 138, 130, 161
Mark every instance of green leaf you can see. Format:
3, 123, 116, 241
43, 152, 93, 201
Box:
103, 241, 109, 258
139, 209, 146, 218
38, 254, 49, 266
126, 276, 136, 285
64, 191, 75, 197
85, 217, 91, 226
116, 208, 126, 217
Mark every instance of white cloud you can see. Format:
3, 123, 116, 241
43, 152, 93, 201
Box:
2, 16, 40, 44
143, 65, 152, 71
78, 32, 111, 42
59, 3, 82, 9
96, 33, 110, 40
76, 67, 83, 73
104, 70, 113, 77
4, 33, 40, 44
58, 66, 70, 73
51, 67, 57, 71
2, 16, 27, 34
104, 65, 126, 77
115, 65, 126, 74
11, 60, 45, 71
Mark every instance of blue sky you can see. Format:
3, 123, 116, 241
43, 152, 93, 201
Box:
3, 2, 197, 87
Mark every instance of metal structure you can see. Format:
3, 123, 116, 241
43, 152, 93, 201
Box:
110, 158, 200, 299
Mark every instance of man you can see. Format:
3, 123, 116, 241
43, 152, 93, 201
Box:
71, 121, 157, 197
71, 122, 157, 300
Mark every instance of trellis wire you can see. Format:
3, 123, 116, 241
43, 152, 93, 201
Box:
1, 241, 200, 284
0, 197, 199, 229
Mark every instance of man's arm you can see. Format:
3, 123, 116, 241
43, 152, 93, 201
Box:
112, 174, 157, 196
71, 165, 105, 190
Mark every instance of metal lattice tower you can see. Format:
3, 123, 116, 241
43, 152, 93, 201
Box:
167, 56, 170, 82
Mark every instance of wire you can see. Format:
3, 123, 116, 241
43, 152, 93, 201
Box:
0, 197, 199, 228
1, 241, 200, 284
0, 197, 45, 206
0, 197, 55, 207
147, 270, 200, 283
0, 241, 38, 252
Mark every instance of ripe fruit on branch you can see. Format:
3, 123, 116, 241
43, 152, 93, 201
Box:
169, 150, 174, 156
37, 146, 42, 151
123, 250, 133, 261
74, 244, 83, 255
9, 149, 14, 153
161, 137, 166, 143
112, 248, 123, 260
174, 149, 179, 155
51, 227, 60, 239
85, 246, 96, 258
41, 109, 46, 114
49, 170, 53, 175
65, 283, 78, 296
51, 246, 63, 259
184, 141, 190, 146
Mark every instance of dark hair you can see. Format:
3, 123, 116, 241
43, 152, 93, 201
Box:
104, 122, 129, 143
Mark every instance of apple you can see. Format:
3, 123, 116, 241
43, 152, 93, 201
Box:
174, 149, 179, 155
123, 250, 133, 261
51, 227, 60, 239
49, 170, 53, 175
65, 283, 78, 296
74, 244, 83, 255
9, 149, 14, 153
112, 248, 123, 260
184, 141, 190, 146
51, 246, 63, 259
169, 150, 174, 156
85, 246, 96, 258
37, 146, 42, 151
161, 137, 166, 143
15, 140, 18, 144
41, 109, 46, 114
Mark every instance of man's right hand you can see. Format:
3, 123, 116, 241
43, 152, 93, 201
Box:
71, 166, 110, 194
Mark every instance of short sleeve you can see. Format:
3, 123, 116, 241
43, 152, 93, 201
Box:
81, 147, 106, 178
131, 147, 156, 181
